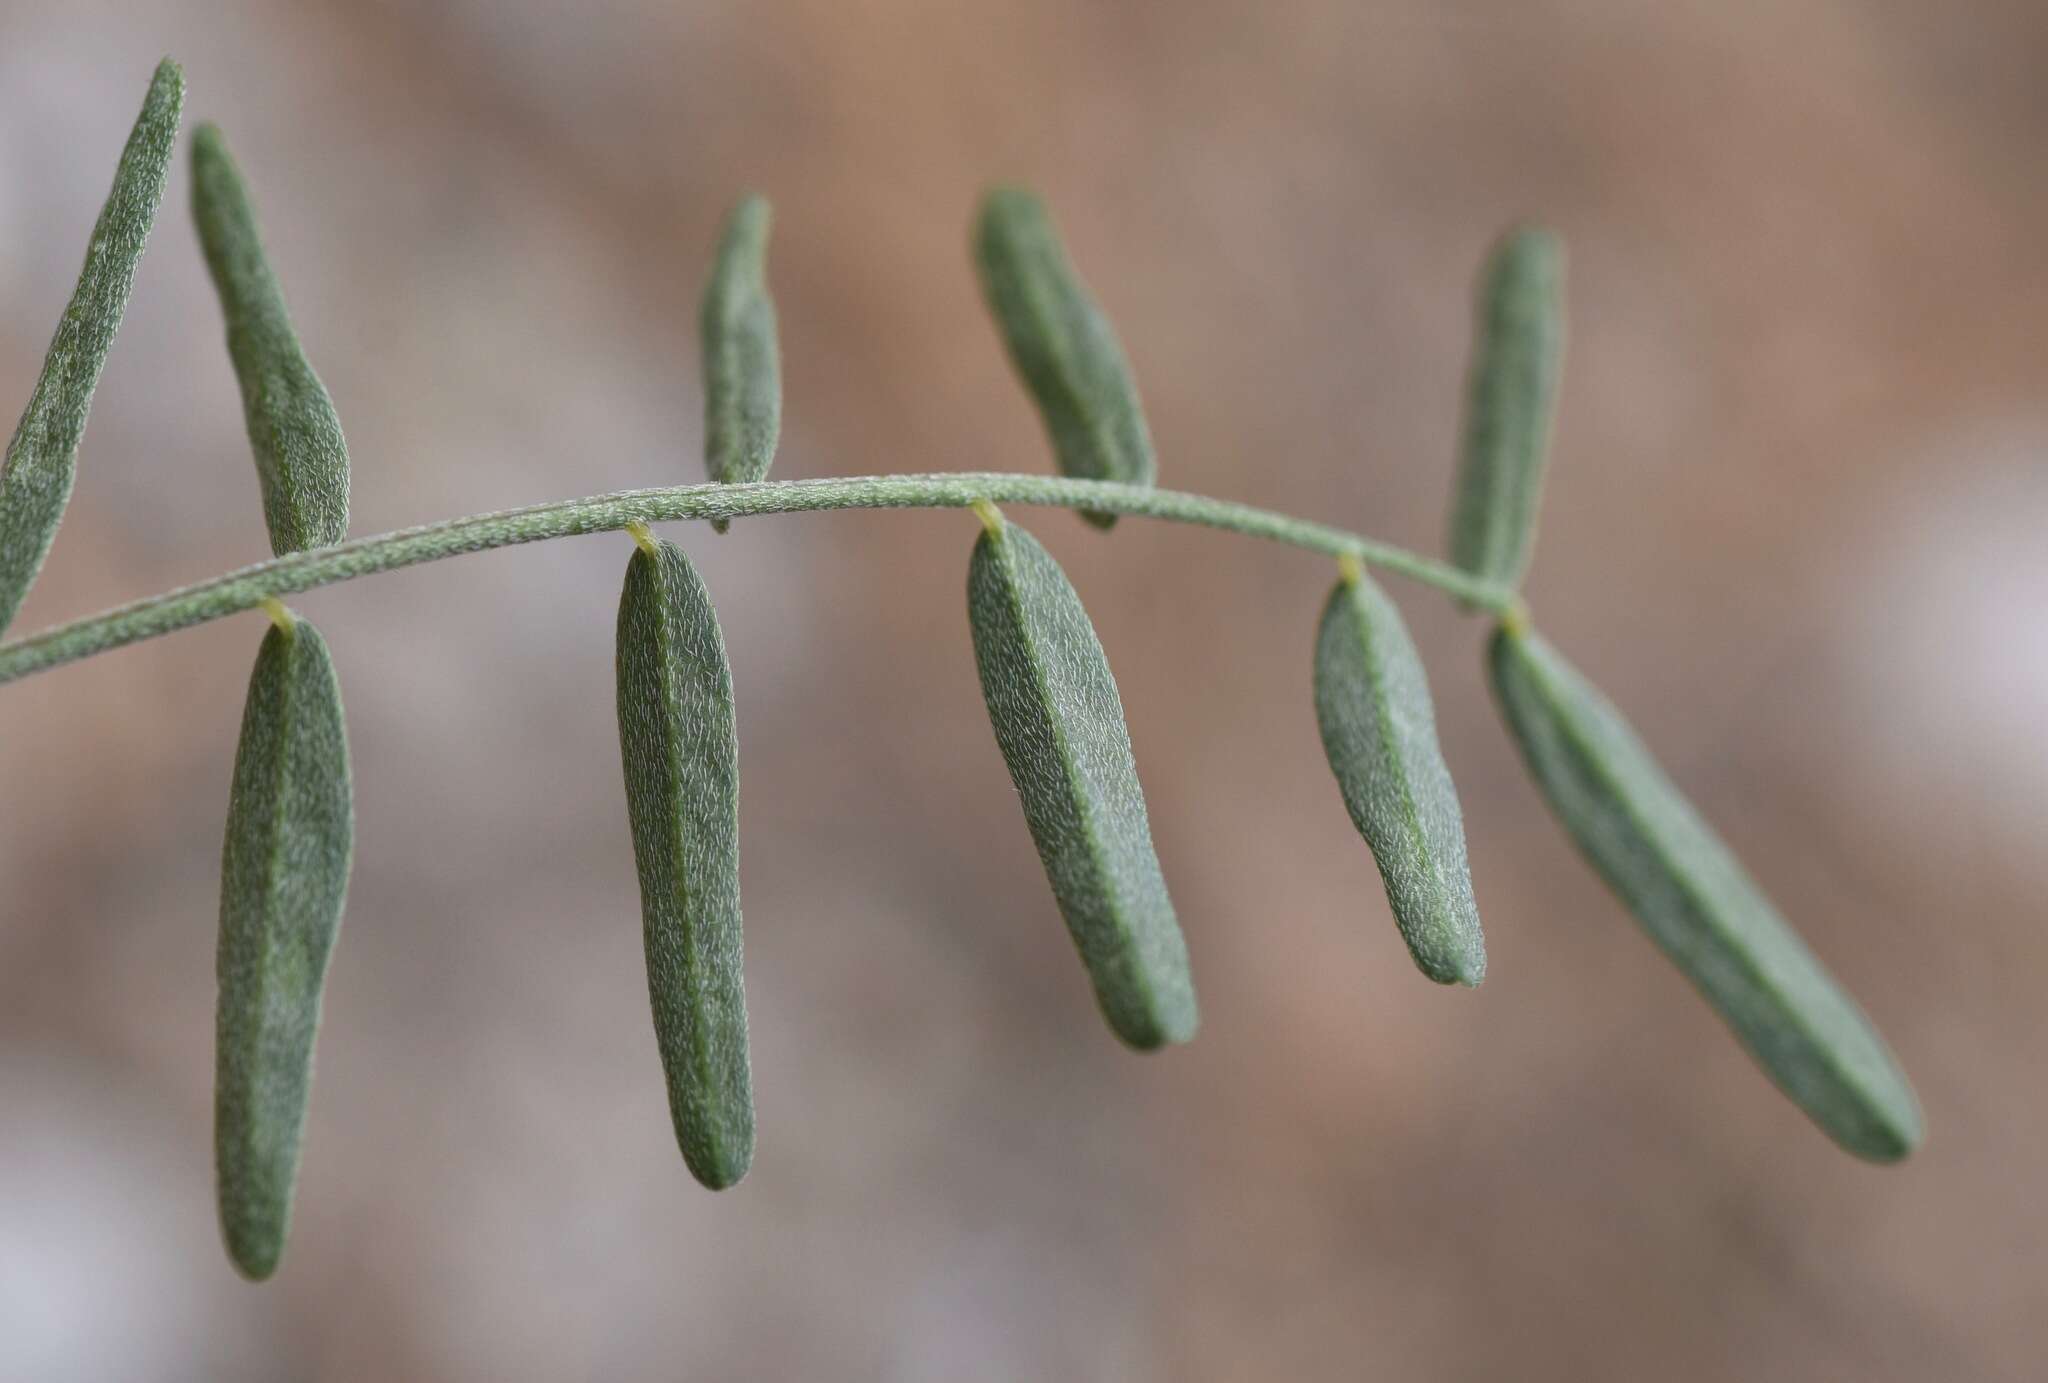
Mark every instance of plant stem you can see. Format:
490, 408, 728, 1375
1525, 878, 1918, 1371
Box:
0, 472, 1516, 686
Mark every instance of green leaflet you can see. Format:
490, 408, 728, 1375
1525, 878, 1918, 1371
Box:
966, 510, 1197, 1048
191, 123, 351, 555
215, 609, 353, 1280
974, 188, 1155, 529
202, 118, 356, 1272
1486, 625, 1922, 1161
1314, 565, 1486, 986
0, 59, 182, 637
700, 195, 781, 534
1447, 227, 1564, 590
615, 530, 753, 1188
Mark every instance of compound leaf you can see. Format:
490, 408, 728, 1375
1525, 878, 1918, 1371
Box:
616, 533, 753, 1188
967, 511, 1196, 1047
1487, 624, 1922, 1161
0, 59, 183, 636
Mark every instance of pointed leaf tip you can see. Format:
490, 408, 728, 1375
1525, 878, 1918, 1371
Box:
192, 122, 351, 555
1487, 624, 1922, 1161
0, 59, 183, 636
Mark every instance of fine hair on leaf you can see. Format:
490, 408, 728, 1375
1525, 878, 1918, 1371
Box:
0, 62, 1940, 1284
974, 187, 1155, 528
700, 194, 781, 534
615, 528, 754, 1189
215, 610, 353, 1280
1314, 561, 1486, 986
966, 507, 1197, 1048
0, 59, 182, 637
191, 121, 351, 556
1447, 226, 1564, 592
1486, 623, 1922, 1161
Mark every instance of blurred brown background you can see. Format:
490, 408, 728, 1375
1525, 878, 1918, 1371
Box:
3, 2, 2045, 1379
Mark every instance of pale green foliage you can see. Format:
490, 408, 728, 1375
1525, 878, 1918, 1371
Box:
1314, 570, 1486, 986
0, 60, 182, 636
0, 63, 1930, 1280
198, 110, 360, 1280
191, 122, 350, 555
966, 512, 1197, 1048
616, 536, 754, 1188
215, 614, 352, 1279
1487, 626, 1922, 1161
700, 195, 781, 534
975, 188, 1155, 528
1448, 227, 1564, 591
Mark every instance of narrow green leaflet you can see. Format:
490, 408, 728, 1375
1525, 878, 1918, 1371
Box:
615, 529, 753, 1188
215, 608, 353, 1280
974, 188, 1154, 529
1314, 563, 1486, 986
966, 508, 1197, 1048
1487, 625, 1922, 1161
191, 123, 350, 555
0, 59, 182, 637
1447, 227, 1564, 590
699, 195, 781, 534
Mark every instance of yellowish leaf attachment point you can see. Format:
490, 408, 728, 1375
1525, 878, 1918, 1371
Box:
625, 520, 660, 557
259, 597, 295, 633
970, 499, 1006, 536
1337, 552, 1366, 588
1499, 596, 1532, 640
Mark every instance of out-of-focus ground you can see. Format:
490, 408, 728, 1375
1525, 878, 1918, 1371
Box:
3, 3, 2045, 1379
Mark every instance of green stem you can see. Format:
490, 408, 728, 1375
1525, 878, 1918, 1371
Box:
0, 472, 1515, 686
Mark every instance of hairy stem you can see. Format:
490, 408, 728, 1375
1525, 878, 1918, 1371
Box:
0, 472, 1516, 686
